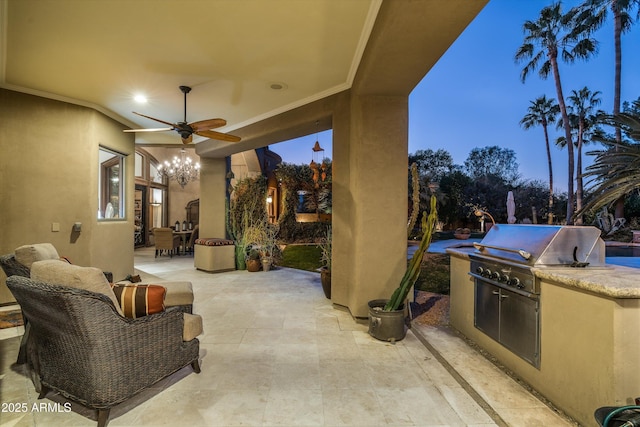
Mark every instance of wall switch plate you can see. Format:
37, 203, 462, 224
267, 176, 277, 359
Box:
52, 222, 60, 232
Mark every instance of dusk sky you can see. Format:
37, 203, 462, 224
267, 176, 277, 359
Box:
274, 0, 640, 193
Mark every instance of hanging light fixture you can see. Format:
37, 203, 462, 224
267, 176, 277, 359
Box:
157, 148, 200, 188
310, 121, 325, 188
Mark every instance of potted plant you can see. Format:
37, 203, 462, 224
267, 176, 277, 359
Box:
246, 248, 261, 272
260, 224, 279, 272
368, 195, 438, 342
319, 226, 331, 299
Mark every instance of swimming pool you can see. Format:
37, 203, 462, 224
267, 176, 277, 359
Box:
605, 245, 640, 257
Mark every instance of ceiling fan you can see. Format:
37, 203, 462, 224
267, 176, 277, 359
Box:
124, 85, 241, 144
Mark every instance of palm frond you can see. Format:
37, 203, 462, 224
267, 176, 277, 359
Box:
579, 107, 640, 214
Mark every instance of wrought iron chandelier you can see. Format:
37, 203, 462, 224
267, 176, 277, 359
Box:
157, 149, 200, 188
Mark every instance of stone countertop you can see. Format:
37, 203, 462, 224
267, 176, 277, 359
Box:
446, 247, 475, 259
532, 266, 640, 299
446, 247, 640, 299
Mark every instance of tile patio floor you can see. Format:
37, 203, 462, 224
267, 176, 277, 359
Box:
0, 247, 576, 426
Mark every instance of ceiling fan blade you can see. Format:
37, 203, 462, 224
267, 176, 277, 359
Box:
123, 127, 173, 133
195, 130, 241, 142
181, 134, 193, 144
132, 112, 178, 128
189, 118, 227, 131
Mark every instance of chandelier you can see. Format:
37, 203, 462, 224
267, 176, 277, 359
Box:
157, 149, 200, 188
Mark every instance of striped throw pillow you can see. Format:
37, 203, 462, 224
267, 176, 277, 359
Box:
111, 284, 166, 319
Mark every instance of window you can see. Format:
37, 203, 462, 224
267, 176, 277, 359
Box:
135, 152, 144, 178
98, 147, 126, 220
150, 161, 164, 184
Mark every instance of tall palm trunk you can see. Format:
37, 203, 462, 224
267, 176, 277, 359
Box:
550, 55, 575, 224
575, 118, 585, 225
542, 121, 554, 224
612, 1, 625, 219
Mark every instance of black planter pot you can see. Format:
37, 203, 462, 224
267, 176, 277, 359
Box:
368, 299, 407, 342
320, 268, 331, 299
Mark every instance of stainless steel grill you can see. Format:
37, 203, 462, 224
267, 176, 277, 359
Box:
472, 224, 605, 268
468, 224, 606, 368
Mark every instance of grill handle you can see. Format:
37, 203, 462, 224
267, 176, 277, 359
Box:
473, 242, 532, 260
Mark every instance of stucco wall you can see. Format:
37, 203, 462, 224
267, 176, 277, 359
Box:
0, 89, 135, 302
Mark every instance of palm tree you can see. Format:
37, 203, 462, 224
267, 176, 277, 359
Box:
515, 2, 598, 224
574, 0, 640, 217
580, 101, 640, 214
567, 87, 603, 224
520, 95, 560, 224
557, 111, 606, 222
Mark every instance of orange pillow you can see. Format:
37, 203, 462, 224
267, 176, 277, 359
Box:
111, 284, 166, 319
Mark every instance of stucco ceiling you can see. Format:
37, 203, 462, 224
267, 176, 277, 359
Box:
0, 0, 380, 145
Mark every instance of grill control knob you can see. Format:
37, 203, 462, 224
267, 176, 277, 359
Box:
476, 266, 484, 275
501, 274, 510, 283
490, 271, 500, 280
482, 269, 491, 278
508, 277, 521, 287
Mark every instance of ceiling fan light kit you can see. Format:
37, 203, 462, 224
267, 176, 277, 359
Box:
124, 86, 241, 144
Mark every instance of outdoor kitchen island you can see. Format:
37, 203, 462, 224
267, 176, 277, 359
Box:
447, 225, 640, 427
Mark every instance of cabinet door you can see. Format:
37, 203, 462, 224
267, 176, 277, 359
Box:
500, 290, 539, 367
474, 281, 500, 342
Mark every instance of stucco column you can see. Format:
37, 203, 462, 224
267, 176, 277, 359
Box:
199, 157, 228, 238
332, 93, 409, 318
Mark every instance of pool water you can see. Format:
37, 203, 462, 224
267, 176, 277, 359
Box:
605, 246, 640, 257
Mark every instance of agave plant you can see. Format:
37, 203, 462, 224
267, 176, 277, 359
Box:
580, 102, 640, 215
385, 195, 437, 311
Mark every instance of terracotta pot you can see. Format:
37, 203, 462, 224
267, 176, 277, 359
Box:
246, 259, 261, 272
320, 267, 331, 299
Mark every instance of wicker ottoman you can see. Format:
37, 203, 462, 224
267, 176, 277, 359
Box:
194, 238, 236, 273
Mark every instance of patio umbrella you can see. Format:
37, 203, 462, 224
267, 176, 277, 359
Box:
507, 191, 516, 224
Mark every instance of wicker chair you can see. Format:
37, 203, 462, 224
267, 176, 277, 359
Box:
6, 276, 200, 427
153, 227, 181, 258
1, 253, 32, 365
185, 224, 200, 255
0, 253, 31, 278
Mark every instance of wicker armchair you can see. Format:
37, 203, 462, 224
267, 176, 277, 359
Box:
7, 276, 200, 427
153, 227, 181, 258
0, 253, 31, 278
1, 253, 32, 365
185, 224, 200, 255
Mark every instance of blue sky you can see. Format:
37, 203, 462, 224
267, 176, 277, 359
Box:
274, 0, 640, 193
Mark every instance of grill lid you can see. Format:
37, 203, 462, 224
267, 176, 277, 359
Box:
473, 224, 605, 267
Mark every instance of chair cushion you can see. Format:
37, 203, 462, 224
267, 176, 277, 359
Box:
195, 238, 234, 246
31, 259, 124, 316
183, 313, 203, 341
114, 280, 194, 308
14, 243, 60, 268
111, 284, 166, 319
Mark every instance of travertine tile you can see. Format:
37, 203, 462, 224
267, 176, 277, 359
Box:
263, 389, 324, 426
0, 248, 574, 426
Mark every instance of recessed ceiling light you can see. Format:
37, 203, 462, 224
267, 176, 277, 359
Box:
134, 94, 148, 103
269, 82, 288, 91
